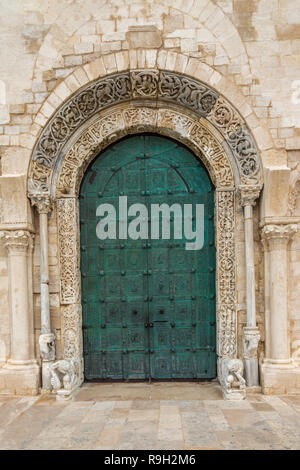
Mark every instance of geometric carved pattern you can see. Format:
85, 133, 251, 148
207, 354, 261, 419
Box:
29, 70, 261, 191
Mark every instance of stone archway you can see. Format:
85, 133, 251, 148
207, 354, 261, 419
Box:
27, 70, 263, 400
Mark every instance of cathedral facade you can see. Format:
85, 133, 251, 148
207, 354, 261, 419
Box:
0, 0, 300, 399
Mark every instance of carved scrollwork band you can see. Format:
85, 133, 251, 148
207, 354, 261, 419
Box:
243, 327, 260, 360
216, 190, 236, 357
54, 107, 234, 196
57, 198, 80, 305
29, 69, 261, 195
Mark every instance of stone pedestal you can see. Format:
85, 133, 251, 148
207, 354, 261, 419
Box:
0, 230, 40, 395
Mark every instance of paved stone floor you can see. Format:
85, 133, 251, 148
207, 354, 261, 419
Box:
0, 382, 299, 450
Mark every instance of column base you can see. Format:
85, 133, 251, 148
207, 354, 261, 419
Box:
0, 363, 40, 396
261, 362, 300, 395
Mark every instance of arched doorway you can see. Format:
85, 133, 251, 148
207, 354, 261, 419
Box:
79, 134, 216, 381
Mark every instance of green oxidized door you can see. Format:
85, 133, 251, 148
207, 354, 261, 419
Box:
80, 135, 216, 380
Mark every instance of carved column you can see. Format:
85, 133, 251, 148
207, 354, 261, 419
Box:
239, 185, 262, 387
261, 224, 297, 364
29, 191, 55, 390
0, 231, 37, 368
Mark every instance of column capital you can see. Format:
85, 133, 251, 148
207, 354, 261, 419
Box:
261, 223, 298, 241
28, 179, 52, 214
0, 230, 34, 253
238, 185, 263, 207
29, 194, 53, 214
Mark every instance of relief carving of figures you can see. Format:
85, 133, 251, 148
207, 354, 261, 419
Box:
243, 327, 260, 360
208, 97, 260, 184
30, 70, 261, 193
39, 333, 56, 362
159, 71, 218, 116
131, 70, 158, 98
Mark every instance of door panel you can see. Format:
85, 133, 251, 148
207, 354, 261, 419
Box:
80, 134, 216, 380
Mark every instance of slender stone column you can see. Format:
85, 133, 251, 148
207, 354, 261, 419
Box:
29, 192, 55, 390
261, 224, 297, 364
261, 237, 271, 361
239, 185, 262, 387
0, 231, 36, 367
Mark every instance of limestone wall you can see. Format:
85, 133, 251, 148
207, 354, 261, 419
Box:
0, 0, 299, 369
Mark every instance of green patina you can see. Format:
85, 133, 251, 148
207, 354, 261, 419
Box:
80, 135, 216, 380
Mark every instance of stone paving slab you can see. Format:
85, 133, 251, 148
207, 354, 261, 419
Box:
0, 383, 299, 450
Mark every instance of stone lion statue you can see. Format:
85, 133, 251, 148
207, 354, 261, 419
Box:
50, 359, 78, 391
219, 357, 246, 399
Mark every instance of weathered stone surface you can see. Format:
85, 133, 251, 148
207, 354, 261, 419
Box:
0, 0, 300, 399
126, 26, 162, 49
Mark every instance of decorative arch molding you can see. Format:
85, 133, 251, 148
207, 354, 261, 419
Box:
55, 104, 236, 197
28, 69, 262, 196
27, 69, 263, 399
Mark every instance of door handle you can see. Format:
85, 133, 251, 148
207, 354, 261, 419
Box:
132, 310, 138, 315
149, 323, 153, 328
159, 309, 164, 315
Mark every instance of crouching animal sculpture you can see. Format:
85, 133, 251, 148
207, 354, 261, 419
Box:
219, 357, 246, 400
50, 359, 79, 391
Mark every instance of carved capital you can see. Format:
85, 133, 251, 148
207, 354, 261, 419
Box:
261, 224, 298, 241
243, 326, 260, 360
0, 230, 34, 253
30, 194, 52, 214
238, 185, 262, 207
28, 179, 52, 214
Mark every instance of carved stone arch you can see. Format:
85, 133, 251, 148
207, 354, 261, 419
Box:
28, 69, 262, 193
54, 104, 236, 198
27, 69, 262, 395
